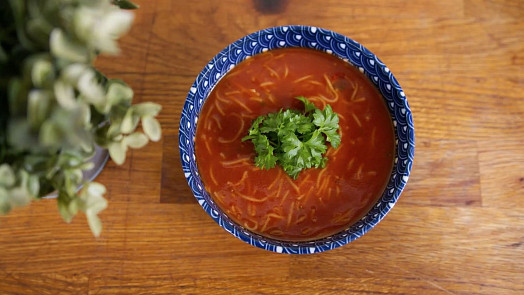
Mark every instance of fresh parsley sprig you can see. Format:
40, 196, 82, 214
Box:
242, 96, 341, 179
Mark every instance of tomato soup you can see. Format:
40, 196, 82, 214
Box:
195, 48, 394, 241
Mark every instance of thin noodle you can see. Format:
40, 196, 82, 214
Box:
231, 171, 248, 186
274, 54, 285, 59
337, 113, 345, 121
268, 169, 282, 190
218, 115, 245, 143
333, 209, 352, 224
301, 228, 312, 235
248, 203, 256, 217
298, 186, 314, 205
293, 75, 313, 83
310, 96, 327, 109
287, 202, 295, 227
214, 191, 225, 204
225, 90, 241, 96
279, 191, 290, 206
212, 115, 222, 130
266, 93, 276, 104
323, 74, 339, 103
336, 186, 341, 197
353, 97, 366, 103
275, 179, 283, 200
230, 205, 242, 218
221, 156, 250, 166
223, 70, 240, 79
264, 65, 280, 78
216, 92, 231, 105
307, 80, 323, 86
299, 173, 311, 187
284, 64, 289, 78
326, 147, 334, 157
260, 81, 274, 87
260, 217, 271, 232
219, 152, 226, 159
209, 166, 218, 185
204, 138, 212, 155
330, 144, 342, 158
350, 84, 359, 101
251, 97, 263, 102
233, 99, 253, 113
238, 193, 269, 203
286, 176, 300, 194
346, 158, 355, 171
248, 88, 260, 96
310, 207, 316, 221
295, 214, 307, 225
319, 177, 329, 194
356, 163, 363, 179
214, 99, 226, 115
351, 113, 362, 127
267, 213, 284, 220
327, 188, 332, 200
269, 230, 283, 236
316, 168, 327, 187
202, 95, 217, 123
367, 171, 377, 176
243, 220, 258, 231
205, 118, 212, 130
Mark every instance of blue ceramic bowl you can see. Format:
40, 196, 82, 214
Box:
179, 26, 414, 254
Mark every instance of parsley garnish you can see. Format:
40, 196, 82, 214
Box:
242, 96, 341, 179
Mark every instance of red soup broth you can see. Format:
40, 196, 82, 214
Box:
195, 47, 395, 242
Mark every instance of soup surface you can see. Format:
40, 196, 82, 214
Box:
195, 47, 394, 241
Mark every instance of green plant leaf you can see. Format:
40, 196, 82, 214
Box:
142, 116, 161, 142
133, 102, 162, 117
78, 70, 105, 106
124, 132, 148, 149
106, 80, 134, 106
54, 79, 77, 109
108, 141, 127, 165
58, 193, 75, 223
81, 182, 108, 237
31, 58, 54, 88
112, 0, 140, 10
0, 187, 12, 214
27, 89, 52, 129
0, 164, 16, 187
120, 109, 139, 134
50, 29, 88, 62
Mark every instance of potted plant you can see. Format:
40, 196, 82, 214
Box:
0, 0, 161, 236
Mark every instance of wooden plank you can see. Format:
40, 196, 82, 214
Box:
479, 139, 524, 208
402, 139, 481, 206
288, 205, 524, 294
160, 135, 196, 204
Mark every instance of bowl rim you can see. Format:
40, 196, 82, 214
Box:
179, 25, 415, 254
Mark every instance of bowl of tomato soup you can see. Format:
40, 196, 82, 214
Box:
179, 26, 414, 253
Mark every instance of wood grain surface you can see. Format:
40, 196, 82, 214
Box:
1, 0, 523, 294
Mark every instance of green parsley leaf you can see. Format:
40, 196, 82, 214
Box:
296, 96, 317, 114
242, 97, 341, 179
313, 105, 341, 148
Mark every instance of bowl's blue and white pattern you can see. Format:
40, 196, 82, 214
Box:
179, 25, 415, 254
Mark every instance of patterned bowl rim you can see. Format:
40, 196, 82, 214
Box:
179, 25, 415, 254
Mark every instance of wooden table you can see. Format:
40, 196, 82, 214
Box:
1, 0, 522, 294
